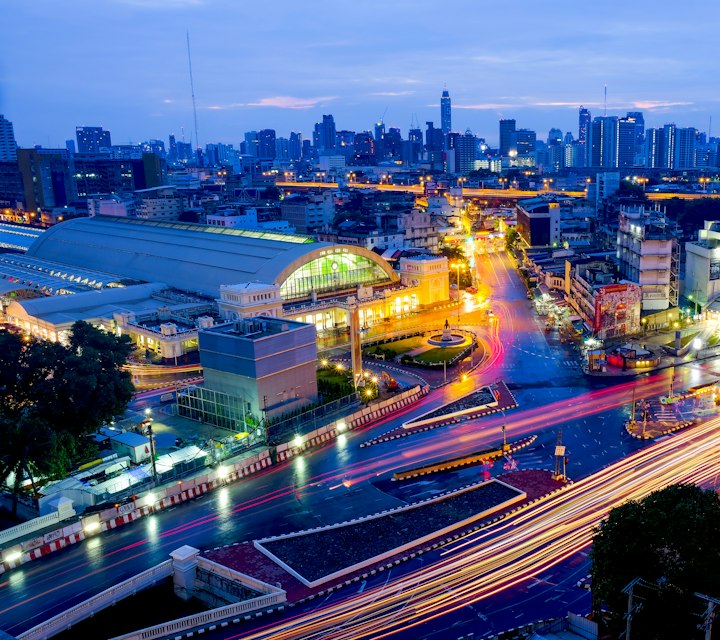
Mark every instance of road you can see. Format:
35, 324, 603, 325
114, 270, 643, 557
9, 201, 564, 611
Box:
0, 252, 716, 638
229, 417, 720, 640
276, 181, 720, 202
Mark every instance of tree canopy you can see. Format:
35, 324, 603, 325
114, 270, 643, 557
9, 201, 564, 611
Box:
591, 484, 720, 639
0, 322, 134, 508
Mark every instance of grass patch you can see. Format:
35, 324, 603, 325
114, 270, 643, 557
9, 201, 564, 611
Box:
364, 335, 425, 357
707, 333, 720, 348
413, 346, 467, 364
664, 331, 700, 349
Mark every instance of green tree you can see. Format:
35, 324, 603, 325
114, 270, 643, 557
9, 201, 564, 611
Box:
505, 227, 520, 251
0, 322, 134, 511
591, 484, 720, 639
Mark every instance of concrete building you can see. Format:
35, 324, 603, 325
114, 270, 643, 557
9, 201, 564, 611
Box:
76, 126, 112, 154
516, 198, 561, 248
135, 186, 185, 220
280, 191, 335, 233
616, 205, 679, 311
684, 220, 720, 307
566, 258, 641, 338
87, 194, 136, 218
199, 317, 318, 421
399, 209, 439, 251
17, 148, 77, 212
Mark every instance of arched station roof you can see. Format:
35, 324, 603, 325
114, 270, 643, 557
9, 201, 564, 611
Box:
25, 217, 398, 299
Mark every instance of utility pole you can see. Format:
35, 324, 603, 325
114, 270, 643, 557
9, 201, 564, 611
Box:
554, 429, 565, 480
695, 593, 720, 640
623, 578, 642, 640
147, 422, 158, 484
630, 387, 637, 428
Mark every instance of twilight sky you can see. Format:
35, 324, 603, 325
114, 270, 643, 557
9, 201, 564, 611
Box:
2, 0, 719, 149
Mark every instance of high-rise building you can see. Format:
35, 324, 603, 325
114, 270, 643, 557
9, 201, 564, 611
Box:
645, 128, 663, 169
441, 89, 452, 136
515, 129, 536, 157
662, 124, 676, 169
578, 107, 591, 144
243, 131, 259, 157
335, 130, 355, 160
588, 116, 621, 168
275, 138, 290, 162
314, 115, 336, 153
76, 126, 112, 154
353, 132, 376, 164
626, 111, 645, 147
454, 129, 477, 174
258, 129, 276, 160
17, 148, 77, 211
499, 119, 516, 156
615, 117, 636, 168
547, 128, 563, 146
168, 134, 178, 165
0, 115, 18, 162
141, 140, 166, 158
288, 132, 303, 161
384, 127, 403, 160
65, 140, 76, 154
374, 121, 386, 160
425, 122, 444, 153
674, 127, 697, 169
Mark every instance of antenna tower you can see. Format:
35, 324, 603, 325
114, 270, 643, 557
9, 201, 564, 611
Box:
186, 31, 200, 155
604, 84, 608, 116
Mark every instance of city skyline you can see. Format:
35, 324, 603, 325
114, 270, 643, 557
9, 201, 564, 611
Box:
3, 0, 720, 147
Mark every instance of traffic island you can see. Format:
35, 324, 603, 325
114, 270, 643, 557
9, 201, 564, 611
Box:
361, 380, 518, 447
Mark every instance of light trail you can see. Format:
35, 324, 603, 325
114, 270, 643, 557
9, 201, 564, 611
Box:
231, 417, 720, 640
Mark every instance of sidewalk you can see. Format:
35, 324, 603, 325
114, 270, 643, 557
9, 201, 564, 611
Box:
585, 324, 719, 378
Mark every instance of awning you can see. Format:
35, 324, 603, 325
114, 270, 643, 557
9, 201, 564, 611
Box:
568, 314, 582, 322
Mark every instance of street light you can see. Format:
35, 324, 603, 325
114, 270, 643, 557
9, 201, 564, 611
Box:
450, 262, 465, 324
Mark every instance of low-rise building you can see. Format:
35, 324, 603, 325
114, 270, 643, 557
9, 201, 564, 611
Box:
199, 317, 318, 421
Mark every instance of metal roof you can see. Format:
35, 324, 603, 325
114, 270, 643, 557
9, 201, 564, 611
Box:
26, 217, 396, 298
0, 223, 44, 252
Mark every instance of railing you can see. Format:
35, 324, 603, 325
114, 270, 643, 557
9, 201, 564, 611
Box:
109, 591, 286, 640
0, 509, 74, 546
18, 561, 174, 640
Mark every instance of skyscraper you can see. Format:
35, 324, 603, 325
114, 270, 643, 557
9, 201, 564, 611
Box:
626, 111, 645, 147
499, 119, 516, 156
258, 129, 277, 160
587, 117, 616, 168
441, 89, 452, 136
454, 129, 477, 174
674, 127, 696, 169
76, 126, 112, 154
314, 115, 336, 153
0, 115, 18, 162
288, 132, 303, 161
615, 117, 636, 168
578, 107, 591, 144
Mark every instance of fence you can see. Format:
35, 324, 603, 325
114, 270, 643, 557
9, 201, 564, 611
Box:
267, 393, 360, 444
18, 561, 174, 640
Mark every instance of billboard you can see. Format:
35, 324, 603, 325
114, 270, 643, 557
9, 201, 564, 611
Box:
710, 260, 720, 281
594, 283, 642, 338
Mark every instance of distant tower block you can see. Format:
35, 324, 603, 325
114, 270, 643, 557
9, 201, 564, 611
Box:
441, 89, 452, 136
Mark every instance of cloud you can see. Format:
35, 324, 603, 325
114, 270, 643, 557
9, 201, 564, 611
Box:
163, 99, 174, 104
632, 100, 693, 110
113, 0, 204, 7
454, 103, 516, 110
206, 96, 337, 111
369, 91, 415, 97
